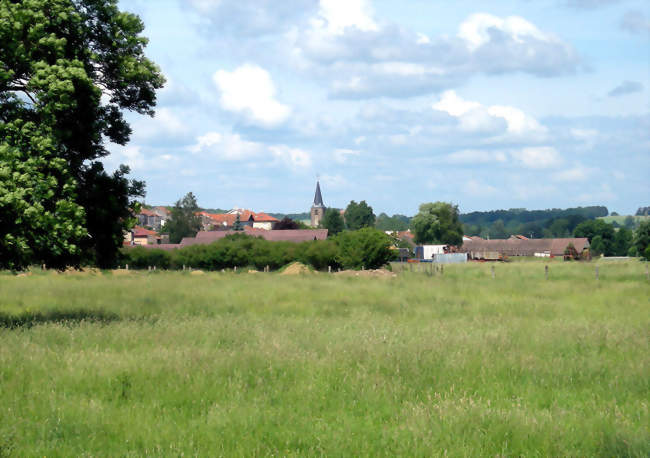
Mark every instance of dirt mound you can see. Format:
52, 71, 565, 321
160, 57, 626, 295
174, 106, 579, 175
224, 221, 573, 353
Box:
61, 267, 101, 276
112, 269, 132, 276
280, 262, 314, 275
334, 268, 397, 278
190, 270, 205, 276
16, 272, 33, 277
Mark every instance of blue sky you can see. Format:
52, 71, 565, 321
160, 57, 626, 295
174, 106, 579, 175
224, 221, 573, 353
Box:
106, 0, 649, 215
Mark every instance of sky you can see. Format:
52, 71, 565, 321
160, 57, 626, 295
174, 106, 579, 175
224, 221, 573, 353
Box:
106, 0, 650, 215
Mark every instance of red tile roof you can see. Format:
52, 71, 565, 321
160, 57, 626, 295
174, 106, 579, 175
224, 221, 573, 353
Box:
253, 212, 279, 222
132, 226, 158, 237
139, 208, 156, 217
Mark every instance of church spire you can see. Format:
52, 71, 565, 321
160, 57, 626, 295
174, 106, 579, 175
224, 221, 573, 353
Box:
313, 181, 324, 208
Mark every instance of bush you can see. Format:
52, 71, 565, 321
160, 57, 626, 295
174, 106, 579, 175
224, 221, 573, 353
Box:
121, 230, 393, 271
334, 227, 393, 270
121, 247, 171, 269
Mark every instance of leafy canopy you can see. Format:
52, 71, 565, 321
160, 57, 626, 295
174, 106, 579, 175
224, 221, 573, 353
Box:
162, 192, 201, 244
411, 202, 463, 246
0, 0, 164, 268
321, 208, 345, 235
344, 200, 376, 231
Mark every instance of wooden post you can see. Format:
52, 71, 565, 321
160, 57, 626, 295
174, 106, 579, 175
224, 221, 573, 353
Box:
266, 265, 269, 273
234, 266, 237, 273
183, 265, 186, 271
148, 266, 151, 271
42, 264, 46, 271
491, 265, 495, 279
328, 265, 332, 273
126, 264, 129, 271
595, 266, 599, 280
153, 266, 156, 271
362, 265, 365, 271
545, 265, 548, 280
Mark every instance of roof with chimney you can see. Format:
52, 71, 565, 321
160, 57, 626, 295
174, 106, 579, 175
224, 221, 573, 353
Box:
312, 181, 324, 208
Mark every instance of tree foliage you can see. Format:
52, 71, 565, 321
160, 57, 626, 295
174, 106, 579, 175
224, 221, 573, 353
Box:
0, 0, 164, 268
321, 208, 345, 235
274, 217, 300, 230
375, 213, 410, 232
162, 192, 201, 244
333, 227, 393, 270
633, 220, 650, 259
411, 202, 463, 246
344, 200, 375, 231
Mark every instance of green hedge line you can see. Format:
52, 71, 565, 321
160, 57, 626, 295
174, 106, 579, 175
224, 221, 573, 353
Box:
121, 228, 394, 271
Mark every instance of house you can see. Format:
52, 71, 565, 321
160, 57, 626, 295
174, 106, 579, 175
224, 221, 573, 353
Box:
136, 206, 169, 231
131, 226, 159, 245
197, 209, 279, 231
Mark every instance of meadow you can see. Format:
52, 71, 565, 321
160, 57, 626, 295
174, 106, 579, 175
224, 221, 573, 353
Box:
0, 261, 648, 456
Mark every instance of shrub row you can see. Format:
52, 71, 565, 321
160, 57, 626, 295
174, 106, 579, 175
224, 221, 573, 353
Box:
120, 228, 394, 271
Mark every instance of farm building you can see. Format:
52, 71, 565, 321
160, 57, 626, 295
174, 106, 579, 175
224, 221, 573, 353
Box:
458, 237, 590, 259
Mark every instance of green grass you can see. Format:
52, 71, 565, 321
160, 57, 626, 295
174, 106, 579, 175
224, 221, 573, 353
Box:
1, 262, 648, 456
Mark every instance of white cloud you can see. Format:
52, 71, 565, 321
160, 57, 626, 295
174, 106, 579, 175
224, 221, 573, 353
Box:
553, 166, 591, 182
458, 13, 551, 51
433, 91, 546, 138
333, 148, 360, 163
313, 0, 378, 35
320, 173, 348, 188
190, 132, 264, 160
189, 131, 311, 170
213, 65, 291, 127
445, 149, 507, 164
512, 146, 562, 169
270, 145, 313, 170
105, 144, 177, 172
464, 179, 498, 196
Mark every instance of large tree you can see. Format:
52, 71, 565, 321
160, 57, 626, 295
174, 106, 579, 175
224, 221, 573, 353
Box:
0, 0, 164, 268
321, 208, 345, 235
344, 200, 375, 231
162, 192, 201, 244
411, 202, 463, 246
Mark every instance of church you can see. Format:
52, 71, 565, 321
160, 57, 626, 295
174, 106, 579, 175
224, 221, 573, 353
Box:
310, 181, 326, 227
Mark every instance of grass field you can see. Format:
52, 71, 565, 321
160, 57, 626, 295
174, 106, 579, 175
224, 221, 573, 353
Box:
1, 261, 648, 456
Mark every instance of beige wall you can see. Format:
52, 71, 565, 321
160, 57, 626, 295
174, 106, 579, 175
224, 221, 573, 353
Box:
253, 222, 273, 230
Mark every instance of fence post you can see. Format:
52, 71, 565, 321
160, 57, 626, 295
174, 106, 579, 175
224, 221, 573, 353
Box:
266, 265, 269, 273
153, 266, 156, 271
148, 266, 151, 271
42, 264, 46, 271
234, 266, 237, 273
183, 265, 186, 271
126, 264, 129, 271
545, 265, 549, 280
491, 265, 495, 279
328, 265, 332, 273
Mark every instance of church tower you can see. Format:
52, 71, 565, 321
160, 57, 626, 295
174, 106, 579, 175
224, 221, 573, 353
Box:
310, 181, 326, 227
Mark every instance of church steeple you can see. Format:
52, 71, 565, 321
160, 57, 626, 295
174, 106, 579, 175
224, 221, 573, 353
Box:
313, 181, 324, 208
310, 181, 326, 227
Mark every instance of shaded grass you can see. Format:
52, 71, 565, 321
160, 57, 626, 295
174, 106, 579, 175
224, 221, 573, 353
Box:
0, 262, 648, 456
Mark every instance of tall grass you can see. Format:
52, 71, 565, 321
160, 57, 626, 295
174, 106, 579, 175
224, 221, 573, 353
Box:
0, 261, 648, 456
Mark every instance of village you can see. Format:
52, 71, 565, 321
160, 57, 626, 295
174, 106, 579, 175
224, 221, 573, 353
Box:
125, 181, 591, 264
